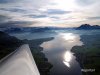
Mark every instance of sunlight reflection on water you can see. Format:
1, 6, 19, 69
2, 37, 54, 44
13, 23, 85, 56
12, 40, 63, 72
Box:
63, 51, 72, 67
41, 32, 83, 75
61, 33, 76, 42
61, 33, 83, 67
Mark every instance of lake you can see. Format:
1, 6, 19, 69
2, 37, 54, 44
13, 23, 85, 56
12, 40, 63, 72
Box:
10, 29, 100, 75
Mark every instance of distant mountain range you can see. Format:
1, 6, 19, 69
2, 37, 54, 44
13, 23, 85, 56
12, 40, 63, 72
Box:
0, 24, 100, 33
76, 24, 100, 30
1, 27, 73, 33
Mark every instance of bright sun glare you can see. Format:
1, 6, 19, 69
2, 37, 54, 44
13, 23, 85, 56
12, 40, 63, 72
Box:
61, 33, 76, 67
53, 0, 77, 10
64, 51, 72, 62
63, 51, 72, 67
61, 33, 76, 42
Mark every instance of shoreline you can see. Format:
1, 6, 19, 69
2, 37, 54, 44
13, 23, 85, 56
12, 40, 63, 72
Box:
71, 34, 100, 75
23, 37, 54, 75
0, 31, 54, 75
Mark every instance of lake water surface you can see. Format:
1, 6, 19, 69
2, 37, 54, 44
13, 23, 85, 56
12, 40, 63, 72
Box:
10, 29, 100, 75
41, 33, 83, 75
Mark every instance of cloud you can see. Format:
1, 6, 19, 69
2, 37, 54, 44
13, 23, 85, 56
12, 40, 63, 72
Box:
50, 16, 60, 19
0, 8, 26, 13
28, 15, 47, 18
47, 9, 71, 15
0, 0, 100, 27
0, 21, 40, 27
0, 15, 12, 23
0, 0, 16, 3
76, 0, 98, 6
87, 16, 100, 20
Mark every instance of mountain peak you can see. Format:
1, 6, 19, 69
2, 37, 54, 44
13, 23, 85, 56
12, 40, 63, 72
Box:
77, 24, 100, 29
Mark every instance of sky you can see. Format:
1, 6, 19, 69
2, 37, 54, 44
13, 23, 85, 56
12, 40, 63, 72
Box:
0, 0, 100, 27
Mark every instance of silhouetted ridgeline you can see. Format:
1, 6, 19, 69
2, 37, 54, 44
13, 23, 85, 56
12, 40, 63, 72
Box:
0, 31, 53, 75
1, 27, 74, 33
3, 27, 51, 33
76, 24, 100, 30
0, 24, 100, 33
0, 31, 23, 59
4, 28, 23, 33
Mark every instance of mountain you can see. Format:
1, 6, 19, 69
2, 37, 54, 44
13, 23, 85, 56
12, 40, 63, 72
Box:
0, 31, 22, 46
0, 31, 23, 59
4, 28, 23, 33
0, 31, 53, 75
30, 27, 51, 33
76, 24, 100, 30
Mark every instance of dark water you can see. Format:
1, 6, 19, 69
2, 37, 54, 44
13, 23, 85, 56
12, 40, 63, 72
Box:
41, 33, 83, 75
10, 29, 100, 75
40, 30, 100, 75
